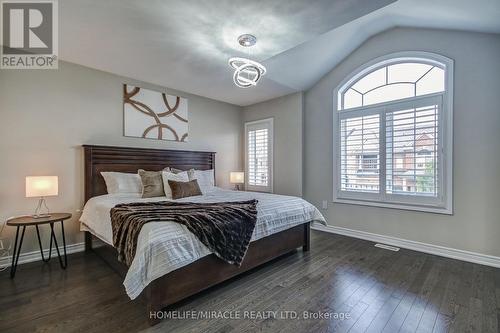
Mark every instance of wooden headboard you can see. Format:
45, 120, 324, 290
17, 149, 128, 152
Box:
83, 145, 215, 202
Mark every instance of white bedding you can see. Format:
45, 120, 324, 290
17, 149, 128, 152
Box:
80, 188, 325, 299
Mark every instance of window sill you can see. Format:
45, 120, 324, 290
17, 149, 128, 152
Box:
332, 197, 453, 215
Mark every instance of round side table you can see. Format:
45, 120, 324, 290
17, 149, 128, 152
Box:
6, 213, 72, 278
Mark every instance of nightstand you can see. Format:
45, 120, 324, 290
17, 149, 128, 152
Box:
7, 213, 72, 278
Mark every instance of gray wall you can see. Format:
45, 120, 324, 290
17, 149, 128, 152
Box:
242, 92, 303, 197
0, 61, 242, 255
304, 28, 500, 257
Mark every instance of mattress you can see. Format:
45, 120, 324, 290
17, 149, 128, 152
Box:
80, 188, 326, 299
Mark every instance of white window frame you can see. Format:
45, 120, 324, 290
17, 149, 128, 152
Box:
245, 118, 274, 193
333, 51, 454, 214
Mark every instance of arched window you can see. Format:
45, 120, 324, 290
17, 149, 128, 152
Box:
334, 52, 453, 214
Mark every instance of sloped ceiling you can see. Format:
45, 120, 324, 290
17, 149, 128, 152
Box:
59, 0, 500, 106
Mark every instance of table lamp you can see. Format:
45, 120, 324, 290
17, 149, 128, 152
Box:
230, 172, 244, 191
26, 176, 58, 218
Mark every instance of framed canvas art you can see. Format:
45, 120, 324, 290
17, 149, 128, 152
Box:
123, 84, 188, 142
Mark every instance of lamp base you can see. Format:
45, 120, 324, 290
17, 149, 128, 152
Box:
33, 197, 51, 219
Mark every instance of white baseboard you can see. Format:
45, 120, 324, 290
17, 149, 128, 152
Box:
311, 223, 500, 268
0, 242, 85, 268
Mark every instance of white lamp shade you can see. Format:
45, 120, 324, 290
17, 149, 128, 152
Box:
26, 176, 59, 197
230, 172, 244, 184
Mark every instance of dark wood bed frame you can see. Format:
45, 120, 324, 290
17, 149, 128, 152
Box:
83, 144, 310, 325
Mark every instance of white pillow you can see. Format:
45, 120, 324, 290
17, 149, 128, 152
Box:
188, 169, 215, 193
101, 172, 142, 194
161, 171, 189, 199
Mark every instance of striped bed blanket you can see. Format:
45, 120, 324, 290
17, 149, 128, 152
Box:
111, 200, 258, 266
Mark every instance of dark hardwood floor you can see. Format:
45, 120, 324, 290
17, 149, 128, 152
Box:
1, 230, 499, 333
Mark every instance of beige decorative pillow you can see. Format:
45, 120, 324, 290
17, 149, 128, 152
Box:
168, 179, 202, 199
138, 169, 165, 198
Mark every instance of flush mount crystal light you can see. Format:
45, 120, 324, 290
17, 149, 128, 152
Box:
237, 34, 257, 47
228, 34, 266, 88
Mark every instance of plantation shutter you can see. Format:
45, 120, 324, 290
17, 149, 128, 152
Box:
340, 114, 380, 194
385, 97, 441, 198
245, 119, 273, 192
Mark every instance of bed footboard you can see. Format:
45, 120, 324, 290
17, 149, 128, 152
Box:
146, 222, 310, 325
85, 223, 310, 326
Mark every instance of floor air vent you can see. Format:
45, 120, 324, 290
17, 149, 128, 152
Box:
374, 243, 400, 251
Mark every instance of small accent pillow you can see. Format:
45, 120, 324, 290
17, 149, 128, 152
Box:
101, 172, 142, 194
138, 169, 165, 198
168, 179, 202, 199
162, 171, 189, 199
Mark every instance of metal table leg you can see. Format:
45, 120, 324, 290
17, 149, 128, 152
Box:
10, 226, 26, 278
36, 225, 53, 262
61, 221, 67, 268
50, 221, 67, 269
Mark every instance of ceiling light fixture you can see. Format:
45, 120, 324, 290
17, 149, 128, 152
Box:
228, 34, 266, 88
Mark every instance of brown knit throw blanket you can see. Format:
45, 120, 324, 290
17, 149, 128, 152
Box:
110, 200, 258, 266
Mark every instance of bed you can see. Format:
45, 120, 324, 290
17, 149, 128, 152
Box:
81, 145, 325, 325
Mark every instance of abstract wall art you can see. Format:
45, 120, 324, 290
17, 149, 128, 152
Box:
123, 84, 188, 142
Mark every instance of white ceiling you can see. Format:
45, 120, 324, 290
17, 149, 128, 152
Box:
60, 0, 500, 106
